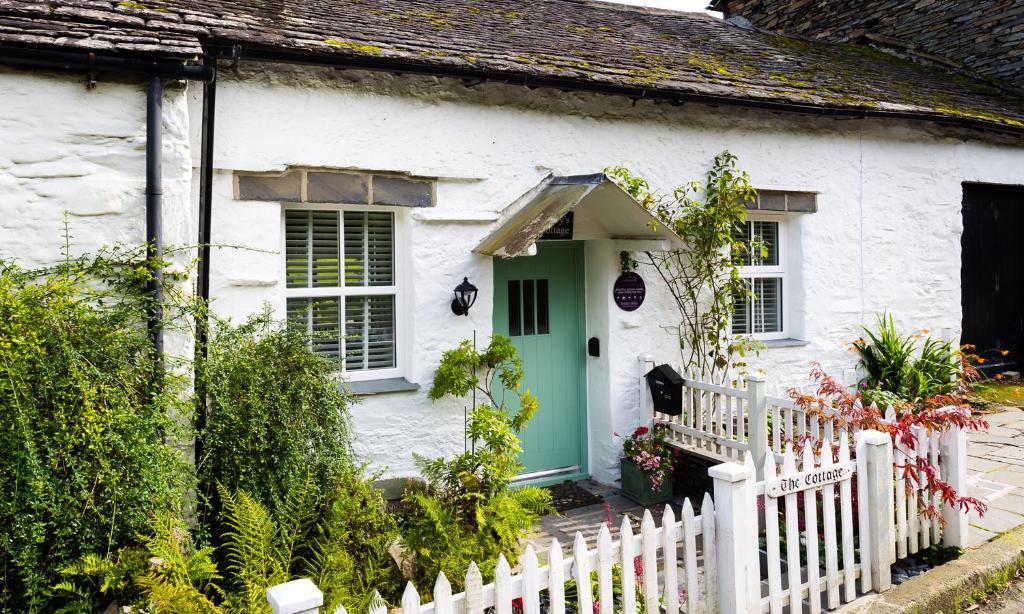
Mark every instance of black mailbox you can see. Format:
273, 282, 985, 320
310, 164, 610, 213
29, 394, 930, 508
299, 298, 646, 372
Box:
645, 364, 684, 416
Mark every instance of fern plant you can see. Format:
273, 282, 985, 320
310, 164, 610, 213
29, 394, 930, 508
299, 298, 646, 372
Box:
217, 485, 293, 613
52, 549, 149, 613
306, 471, 401, 613
136, 513, 224, 614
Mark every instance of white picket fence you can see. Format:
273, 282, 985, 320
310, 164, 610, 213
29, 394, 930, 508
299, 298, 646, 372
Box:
756, 432, 875, 613
266, 375, 971, 614
659, 375, 969, 536
394, 498, 715, 614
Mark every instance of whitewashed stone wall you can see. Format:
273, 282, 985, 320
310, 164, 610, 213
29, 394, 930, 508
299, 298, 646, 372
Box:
3, 62, 1023, 484
0, 67, 194, 269
192, 65, 1024, 482
0, 67, 196, 367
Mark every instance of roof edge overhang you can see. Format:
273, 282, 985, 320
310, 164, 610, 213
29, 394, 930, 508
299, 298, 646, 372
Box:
1, 39, 1020, 139
474, 172, 684, 258
204, 43, 1024, 140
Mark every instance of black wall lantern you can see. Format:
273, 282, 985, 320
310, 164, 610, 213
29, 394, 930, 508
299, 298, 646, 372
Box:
451, 277, 478, 316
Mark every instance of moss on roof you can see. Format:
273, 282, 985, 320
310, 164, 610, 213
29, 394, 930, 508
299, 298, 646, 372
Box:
3, 0, 1023, 133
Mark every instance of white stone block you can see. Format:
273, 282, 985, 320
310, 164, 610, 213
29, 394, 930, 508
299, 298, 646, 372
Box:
267, 578, 323, 614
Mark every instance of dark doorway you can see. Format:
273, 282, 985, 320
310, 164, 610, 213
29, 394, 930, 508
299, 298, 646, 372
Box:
961, 183, 1024, 372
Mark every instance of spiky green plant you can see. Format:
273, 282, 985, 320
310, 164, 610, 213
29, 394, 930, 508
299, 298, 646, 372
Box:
854, 314, 963, 403
853, 313, 918, 397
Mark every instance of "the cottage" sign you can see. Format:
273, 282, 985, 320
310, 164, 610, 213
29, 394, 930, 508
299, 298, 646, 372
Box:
765, 461, 855, 498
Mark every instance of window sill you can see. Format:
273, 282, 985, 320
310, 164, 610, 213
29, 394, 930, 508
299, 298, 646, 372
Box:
344, 377, 421, 396
760, 338, 809, 349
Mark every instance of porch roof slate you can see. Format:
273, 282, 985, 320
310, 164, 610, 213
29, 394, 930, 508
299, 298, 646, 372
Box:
3, 0, 1024, 134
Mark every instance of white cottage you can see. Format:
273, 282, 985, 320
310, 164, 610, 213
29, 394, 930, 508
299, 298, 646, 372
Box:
1, 0, 1023, 484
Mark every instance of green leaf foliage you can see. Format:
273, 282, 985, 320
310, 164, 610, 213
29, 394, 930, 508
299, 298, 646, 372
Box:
607, 152, 762, 383
197, 310, 355, 527
407, 335, 551, 590
0, 254, 191, 612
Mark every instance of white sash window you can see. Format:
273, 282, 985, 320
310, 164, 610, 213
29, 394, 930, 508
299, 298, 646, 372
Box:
733, 216, 787, 339
284, 207, 401, 378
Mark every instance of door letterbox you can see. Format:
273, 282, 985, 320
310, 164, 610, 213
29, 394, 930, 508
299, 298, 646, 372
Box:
645, 364, 684, 416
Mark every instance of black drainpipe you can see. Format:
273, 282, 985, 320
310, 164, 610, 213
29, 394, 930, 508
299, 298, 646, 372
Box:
0, 47, 214, 371
146, 75, 165, 368
194, 52, 218, 456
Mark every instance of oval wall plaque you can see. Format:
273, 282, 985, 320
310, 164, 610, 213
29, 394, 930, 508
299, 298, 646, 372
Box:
613, 272, 646, 312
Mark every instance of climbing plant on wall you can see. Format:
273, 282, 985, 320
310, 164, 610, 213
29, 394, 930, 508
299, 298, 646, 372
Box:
607, 151, 762, 383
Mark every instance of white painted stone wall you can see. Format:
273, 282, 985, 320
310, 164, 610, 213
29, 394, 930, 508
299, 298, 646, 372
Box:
0, 67, 196, 365
0, 67, 194, 270
192, 64, 1024, 482
3, 62, 1023, 485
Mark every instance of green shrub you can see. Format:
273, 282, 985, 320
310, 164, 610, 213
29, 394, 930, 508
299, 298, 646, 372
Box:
197, 311, 354, 526
0, 256, 190, 611
853, 313, 962, 403
403, 335, 552, 589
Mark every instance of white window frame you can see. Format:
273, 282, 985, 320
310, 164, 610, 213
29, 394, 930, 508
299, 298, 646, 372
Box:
280, 202, 409, 382
735, 213, 788, 341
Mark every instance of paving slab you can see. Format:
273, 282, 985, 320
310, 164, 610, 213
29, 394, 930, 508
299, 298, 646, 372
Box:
969, 524, 1001, 547
983, 410, 1024, 426
970, 456, 1009, 472
980, 469, 1024, 489
974, 507, 1024, 534
987, 493, 1024, 514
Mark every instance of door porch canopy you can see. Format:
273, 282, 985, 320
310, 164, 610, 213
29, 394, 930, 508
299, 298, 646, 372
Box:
474, 173, 684, 258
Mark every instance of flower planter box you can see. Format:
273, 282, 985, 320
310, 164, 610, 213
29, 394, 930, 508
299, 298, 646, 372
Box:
620, 458, 673, 506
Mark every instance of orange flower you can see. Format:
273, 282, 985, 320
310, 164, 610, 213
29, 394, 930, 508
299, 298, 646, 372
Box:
996, 374, 1004, 380
922, 329, 931, 334
977, 357, 987, 364
1001, 350, 1011, 356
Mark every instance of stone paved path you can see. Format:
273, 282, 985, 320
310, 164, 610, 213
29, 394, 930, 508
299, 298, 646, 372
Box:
528, 479, 674, 556
967, 407, 1024, 546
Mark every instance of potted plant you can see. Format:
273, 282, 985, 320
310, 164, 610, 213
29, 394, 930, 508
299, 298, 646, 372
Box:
619, 425, 674, 505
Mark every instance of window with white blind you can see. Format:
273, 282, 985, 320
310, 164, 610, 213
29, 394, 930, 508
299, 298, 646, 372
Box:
284, 208, 399, 377
732, 217, 786, 339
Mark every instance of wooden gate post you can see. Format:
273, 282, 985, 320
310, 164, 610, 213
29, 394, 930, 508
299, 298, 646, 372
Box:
710, 461, 757, 614
745, 374, 768, 481
940, 424, 970, 548
860, 430, 893, 593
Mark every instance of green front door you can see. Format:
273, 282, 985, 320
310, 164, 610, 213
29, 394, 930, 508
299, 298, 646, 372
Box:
493, 242, 587, 481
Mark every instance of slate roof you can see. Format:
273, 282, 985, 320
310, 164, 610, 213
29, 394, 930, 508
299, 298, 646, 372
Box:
3, 0, 1024, 133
